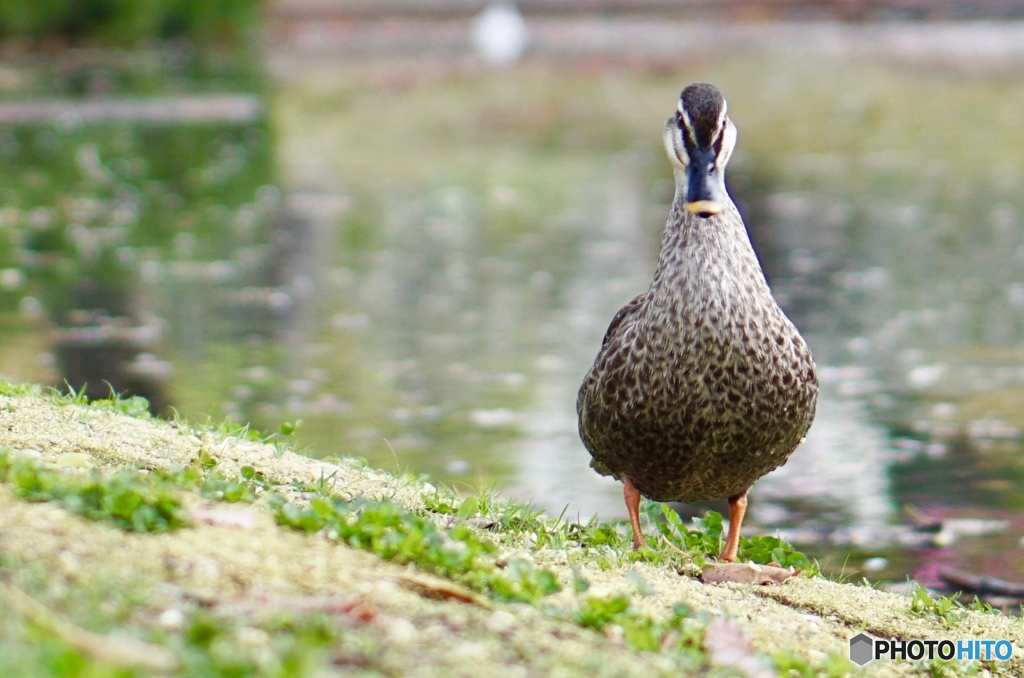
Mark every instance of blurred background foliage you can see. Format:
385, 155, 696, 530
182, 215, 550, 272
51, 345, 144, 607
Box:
0, 0, 263, 46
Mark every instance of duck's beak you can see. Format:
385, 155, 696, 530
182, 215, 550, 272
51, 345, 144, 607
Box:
683, 147, 725, 218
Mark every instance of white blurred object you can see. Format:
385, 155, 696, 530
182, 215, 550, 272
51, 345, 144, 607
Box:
471, 3, 527, 66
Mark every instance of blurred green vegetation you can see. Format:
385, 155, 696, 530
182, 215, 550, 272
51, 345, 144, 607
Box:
0, 121, 275, 317
0, 0, 264, 46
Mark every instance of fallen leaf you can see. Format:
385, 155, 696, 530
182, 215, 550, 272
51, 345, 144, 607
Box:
465, 517, 498, 529
188, 505, 261, 529
701, 561, 797, 585
395, 573, 492, 607
210, 594, 376, 621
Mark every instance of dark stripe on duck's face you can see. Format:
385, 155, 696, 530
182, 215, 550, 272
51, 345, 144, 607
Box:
677, 115, 727, 168
676, 111, 696, 150
712, 127, 725, 163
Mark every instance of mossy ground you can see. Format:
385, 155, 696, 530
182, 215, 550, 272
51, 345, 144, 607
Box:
0, 382, 1022, 676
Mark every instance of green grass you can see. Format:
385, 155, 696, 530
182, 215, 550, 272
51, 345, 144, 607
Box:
0, 582, 341, 678
655, 504, 814, 571
0, 447, 274, 533
572, 594, 705, 659
907, 582, 968, 628
174, 609, 339, 677
771, 649, 855, 677
0, 450, 189, 533
270, 493, 564, 606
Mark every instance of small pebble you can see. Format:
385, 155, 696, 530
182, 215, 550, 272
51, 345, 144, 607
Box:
236, 627, 269, 648
485, 610, 517, 635
55, 452, 93, 468
369, 580, 400, 598
158, 608, 186, 631
422, 624, 448, 643
450, 641, 489, 663
382, 617, 418, 645
445, 610, 470, 630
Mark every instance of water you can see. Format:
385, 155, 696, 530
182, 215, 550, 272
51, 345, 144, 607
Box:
3, 49, 1024, 588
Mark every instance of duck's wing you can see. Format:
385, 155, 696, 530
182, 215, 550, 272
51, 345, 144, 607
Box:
598, 293, 646, 348
576, 293, 646, 474
577, 293, 646, 413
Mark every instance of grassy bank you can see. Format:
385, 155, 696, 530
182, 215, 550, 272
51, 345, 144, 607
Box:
0, 381, 1021, 676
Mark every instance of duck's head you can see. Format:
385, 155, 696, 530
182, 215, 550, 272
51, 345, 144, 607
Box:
662, 83, 736, 218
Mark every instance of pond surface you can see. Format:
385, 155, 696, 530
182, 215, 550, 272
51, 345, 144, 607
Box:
3, 48, 1024, 589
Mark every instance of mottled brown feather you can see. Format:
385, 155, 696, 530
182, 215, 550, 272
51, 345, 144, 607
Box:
577, 85, 817, 506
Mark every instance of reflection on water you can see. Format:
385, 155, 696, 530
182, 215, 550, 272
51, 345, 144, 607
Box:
4, 53, 1024, 584
508, 160, 658, 520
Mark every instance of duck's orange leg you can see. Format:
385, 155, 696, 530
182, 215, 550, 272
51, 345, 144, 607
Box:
623, 477, 648, 550
720, 491, 747, 562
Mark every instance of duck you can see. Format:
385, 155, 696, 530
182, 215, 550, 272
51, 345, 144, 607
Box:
577, 82, 818, 562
